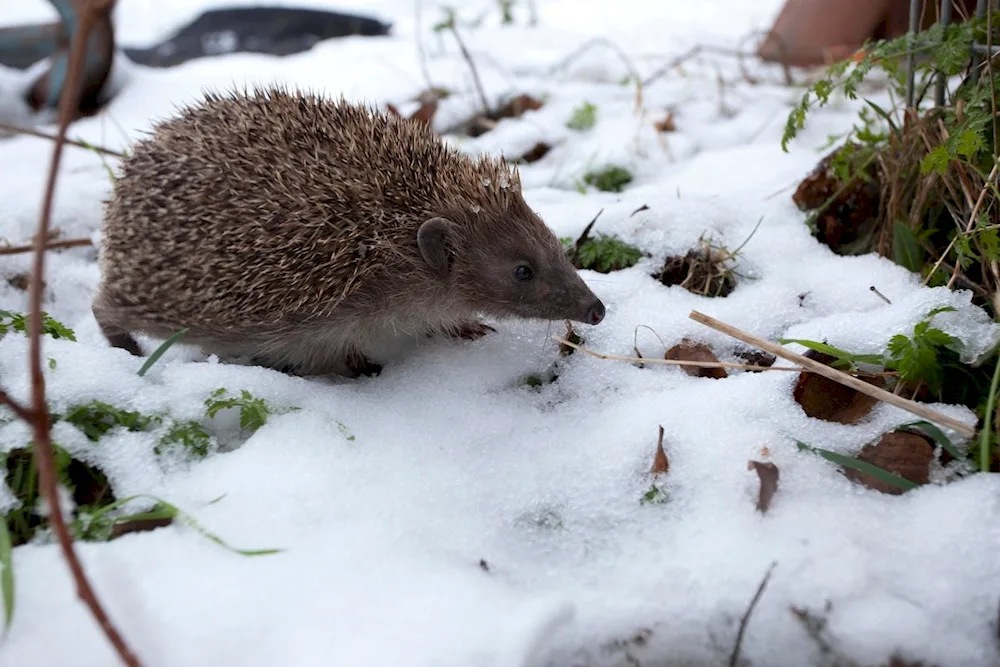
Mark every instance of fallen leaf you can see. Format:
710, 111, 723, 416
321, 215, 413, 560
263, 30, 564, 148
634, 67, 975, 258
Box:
654, 112, 676, 132
665, 339, 727, 379
733, 347, 777, 371
409, 99, 438, 126
517, 142, 551, 163
6, 273, 31, 290
748, 460, 779, 513
792, 350, 882, 424
651, 425, 669, 474
496, 93, 543, 119
843, 430, 934, 495
558, 320, 582, 357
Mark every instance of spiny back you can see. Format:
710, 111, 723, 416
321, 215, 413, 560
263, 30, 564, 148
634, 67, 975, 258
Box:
99, 86, 524, 327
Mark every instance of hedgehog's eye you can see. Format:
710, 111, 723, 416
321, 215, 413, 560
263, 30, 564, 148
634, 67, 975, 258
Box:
513, 264, 533, 281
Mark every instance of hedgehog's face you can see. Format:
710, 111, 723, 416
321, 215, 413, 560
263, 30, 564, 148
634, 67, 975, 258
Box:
417, 216, 606, 326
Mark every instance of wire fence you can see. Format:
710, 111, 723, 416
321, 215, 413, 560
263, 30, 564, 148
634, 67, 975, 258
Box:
906, 0, 1000, 107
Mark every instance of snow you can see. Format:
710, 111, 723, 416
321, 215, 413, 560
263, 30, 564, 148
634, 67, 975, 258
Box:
1, 1, 1000, 666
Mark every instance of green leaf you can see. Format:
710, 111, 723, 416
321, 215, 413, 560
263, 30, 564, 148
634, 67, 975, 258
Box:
892, 220, 925, 272
0, 518, 13, 630
863, 98, 899, 138
796, 441, 921, 491
566, 101, 597, 131
137, 328, 188, 377
920, 145, 950, 175
777, 338, 883, 367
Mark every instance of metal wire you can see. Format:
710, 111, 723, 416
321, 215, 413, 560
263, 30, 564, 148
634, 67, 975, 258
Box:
909, 0, 999, 107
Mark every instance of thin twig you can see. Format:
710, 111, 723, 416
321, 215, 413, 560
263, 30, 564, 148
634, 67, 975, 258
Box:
24, 1, 143, 665
552, 336, 800, 372
444, 15, 491, 114
0, 387, 34, 422
0, 238, 93, 255
688, 310, 976, 438
413, 0, 435, 90
640, 46, 702, 87
0, 121, 125, 158
923, 156, 1000, 286
729, 562, 777, 667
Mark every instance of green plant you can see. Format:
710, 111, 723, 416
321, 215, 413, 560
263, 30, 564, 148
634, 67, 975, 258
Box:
781, 14, 1000, 294
204, 388, 295, 433
497, 0, 515, 24
563, 232, 643, 273
155, 420, 213, 459
883, 306, 961, 394
58, 400, 155, 442
0, 310, 76, 341
566, 101, 597, 131
582, 165, 633, 193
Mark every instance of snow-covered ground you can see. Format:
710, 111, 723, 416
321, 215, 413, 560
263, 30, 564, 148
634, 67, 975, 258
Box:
2, 1, 1000, 666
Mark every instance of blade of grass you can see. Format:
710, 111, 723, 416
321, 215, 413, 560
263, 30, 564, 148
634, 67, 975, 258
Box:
980, 354, 1000, 472
898, 420, 964, 461
796, 441, 921, 492
777, 338, 883, 365
88, 494, 281, 556
0, 518, 12, 631
136, 329, 188, 377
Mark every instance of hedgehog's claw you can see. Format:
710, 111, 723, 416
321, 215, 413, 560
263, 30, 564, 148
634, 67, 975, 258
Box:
447, 321, 496, 341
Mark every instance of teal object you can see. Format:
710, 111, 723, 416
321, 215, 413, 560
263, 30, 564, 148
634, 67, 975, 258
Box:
0, 0, 114, 110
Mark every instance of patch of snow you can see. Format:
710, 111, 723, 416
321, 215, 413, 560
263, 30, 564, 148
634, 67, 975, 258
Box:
1, 1, 999, 667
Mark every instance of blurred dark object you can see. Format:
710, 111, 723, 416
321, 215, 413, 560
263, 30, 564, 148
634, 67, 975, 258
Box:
0, 3, 391, 119
0, 0, 116, 116
121, 6, 393, 67
758, 0, 979, 67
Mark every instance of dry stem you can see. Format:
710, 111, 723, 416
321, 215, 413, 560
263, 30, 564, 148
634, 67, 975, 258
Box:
0, 121, 125, 158
729, 562, 777, 667
552, 336, 799, 373
444, 16, 491, 114
0, 238, 93, 255
688, 310, 976, 438
15, 0, 144, 664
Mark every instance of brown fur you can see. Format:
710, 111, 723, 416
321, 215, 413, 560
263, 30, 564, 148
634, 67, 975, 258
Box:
93, 85, 605, 376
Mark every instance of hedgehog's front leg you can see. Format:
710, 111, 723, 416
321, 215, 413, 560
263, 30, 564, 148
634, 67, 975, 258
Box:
92, 301, 144, 356
441, 320, 496, 341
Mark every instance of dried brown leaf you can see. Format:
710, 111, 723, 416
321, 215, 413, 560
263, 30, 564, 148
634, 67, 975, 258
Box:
792, 350, 882, 424
517, 142, 551, 163
654, 112, 676, 133
665, 339, 727, 379
651, 425, 669, 474
843, 430, 934, 495
410, 100, 439, 126
748, 460, 779, 513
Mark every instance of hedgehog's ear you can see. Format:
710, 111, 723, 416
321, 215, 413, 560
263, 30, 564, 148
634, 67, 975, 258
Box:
417, 217, 456, 278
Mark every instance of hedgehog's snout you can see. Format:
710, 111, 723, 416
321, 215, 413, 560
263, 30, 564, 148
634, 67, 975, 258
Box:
585, 299, 606, 325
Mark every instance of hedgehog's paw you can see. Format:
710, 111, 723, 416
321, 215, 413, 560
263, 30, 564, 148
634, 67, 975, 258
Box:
344, 350, 383, 378
446, 321, 496, 341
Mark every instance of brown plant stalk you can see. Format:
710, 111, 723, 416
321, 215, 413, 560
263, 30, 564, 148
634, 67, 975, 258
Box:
0, 0, 144, 664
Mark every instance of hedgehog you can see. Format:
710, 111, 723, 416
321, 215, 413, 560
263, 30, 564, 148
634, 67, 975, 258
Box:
91, 85, 606, 377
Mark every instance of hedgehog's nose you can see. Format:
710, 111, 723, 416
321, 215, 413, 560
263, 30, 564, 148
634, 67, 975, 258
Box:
586, 299, 606, 325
